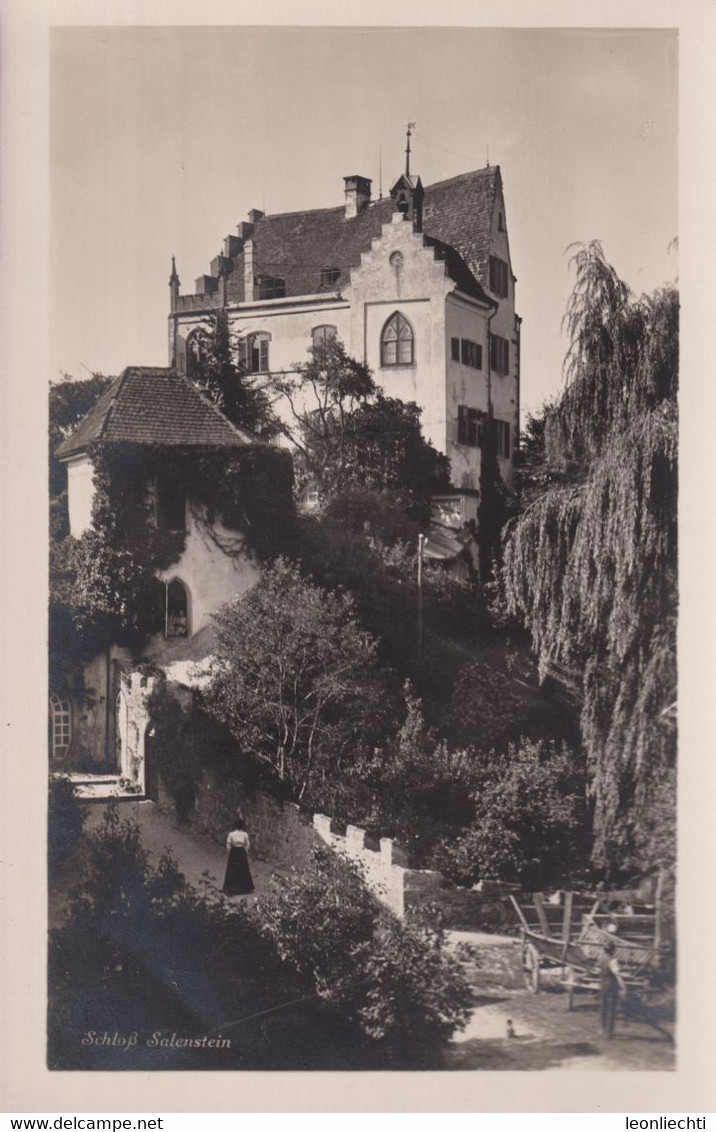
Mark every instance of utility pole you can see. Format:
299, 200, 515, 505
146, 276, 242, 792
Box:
417, 532, 425, 656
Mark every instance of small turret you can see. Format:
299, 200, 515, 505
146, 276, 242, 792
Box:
389, 123, 424, 231
169, 255, 181, 311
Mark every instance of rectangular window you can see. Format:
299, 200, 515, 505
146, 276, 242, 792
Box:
495, 420, 511, 459
258, 276, 285, 300
451, 337, 460, 362
457, 405, 482, 447
489, 333, 510, 375
489, 256, 509, 298
320, 267, 340, 289
498, 211, 505, 232
460, 339, 482, 369
246, 334, 269, 373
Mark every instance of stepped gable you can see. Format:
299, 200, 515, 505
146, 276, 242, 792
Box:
212, 166, 499, 304
55, 366, 258, 459
225, 197, 393, 303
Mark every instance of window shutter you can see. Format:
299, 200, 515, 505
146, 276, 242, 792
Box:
259, 337, 269, 372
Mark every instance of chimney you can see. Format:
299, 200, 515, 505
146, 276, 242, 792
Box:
248, 208, 264, 225
344, 175, 372, 219
243, 238, 255, 300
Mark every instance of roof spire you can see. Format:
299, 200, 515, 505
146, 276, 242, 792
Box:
406, 122, 415, 178
169, 254, 179, 283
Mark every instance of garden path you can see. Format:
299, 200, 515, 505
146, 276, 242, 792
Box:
84, 799, 274, 901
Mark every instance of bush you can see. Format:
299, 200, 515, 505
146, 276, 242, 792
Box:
255, 846, 473, 1060
433, 738, 590, 890
48, 775, 87, 878
205, 558, 399, 803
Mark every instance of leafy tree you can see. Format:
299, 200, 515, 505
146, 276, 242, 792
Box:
513, 399, 562, 510
271, 338, 450, 518
49, 372, 112, 535
476, 412, 512, 582
204, 559, 398, 801
270, 338, 375, 491
433, 738, 589, 890
328, 396, 451, 523
255, 846, 473, 1061
186, 309, 276, 437
502, 242, 678, 872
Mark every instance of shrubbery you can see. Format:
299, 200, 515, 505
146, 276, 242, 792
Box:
49, 807, 471, 1068
48, 775, 87, 879
255, 846, 473, 1062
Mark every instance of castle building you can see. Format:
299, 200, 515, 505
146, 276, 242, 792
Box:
169, 159, 520, 516
51, 150, 521, 794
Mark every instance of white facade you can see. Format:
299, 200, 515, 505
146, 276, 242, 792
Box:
169, 174, 520, 500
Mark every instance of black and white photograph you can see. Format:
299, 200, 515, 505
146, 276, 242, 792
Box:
43, 21, 680, 1076
7, 3, 716, 1115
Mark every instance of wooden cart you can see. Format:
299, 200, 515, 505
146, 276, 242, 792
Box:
509, 886, 664, 1010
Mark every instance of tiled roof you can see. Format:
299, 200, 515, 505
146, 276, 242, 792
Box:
55, 367, 258, 458
183, 166, 501, 307
421, 166, 502, 288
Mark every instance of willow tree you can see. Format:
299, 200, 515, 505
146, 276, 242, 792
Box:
503, 242, 677, 873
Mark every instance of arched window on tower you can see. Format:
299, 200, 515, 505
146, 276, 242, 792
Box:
49, 693, 72, 760
185, 327, 211, 381
239, 332, 270, 374
166, 578, 189, 638
380, 311, 414, 367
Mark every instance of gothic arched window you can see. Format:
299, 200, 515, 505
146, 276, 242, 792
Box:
380, 311, 414, 367
166, 578, 189, 638
49, 693, 72, 759
185, 327, 211, 381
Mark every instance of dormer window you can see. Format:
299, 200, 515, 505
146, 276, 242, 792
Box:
257, 275, 285, 300
320, 267, 340, 289
380, 311, 414, 367
312, 325, 337, 347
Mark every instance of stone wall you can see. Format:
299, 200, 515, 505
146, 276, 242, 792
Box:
161, 771, 511, 930
160, 769, 319, 873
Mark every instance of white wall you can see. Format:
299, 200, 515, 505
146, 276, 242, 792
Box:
155, 502, 260, 637
445, 293, 492, 490
348, 213, 456, 456
65, 454, 96, 536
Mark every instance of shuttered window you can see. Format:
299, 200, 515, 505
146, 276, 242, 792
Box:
489, 334, 510, 375
489, 256, 509, 298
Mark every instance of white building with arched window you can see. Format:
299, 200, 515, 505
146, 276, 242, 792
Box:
168, 162, 520, 503
53, 366, 291, 795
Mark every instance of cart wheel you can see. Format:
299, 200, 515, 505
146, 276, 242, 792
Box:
522, 942, 541, 993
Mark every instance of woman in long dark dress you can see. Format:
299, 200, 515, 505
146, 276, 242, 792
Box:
222, 818, 254, 895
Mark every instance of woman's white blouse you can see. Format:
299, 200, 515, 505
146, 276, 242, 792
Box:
226, 829, 250, 851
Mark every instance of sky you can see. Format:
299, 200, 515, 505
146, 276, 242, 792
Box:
50, 25, 678, 419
